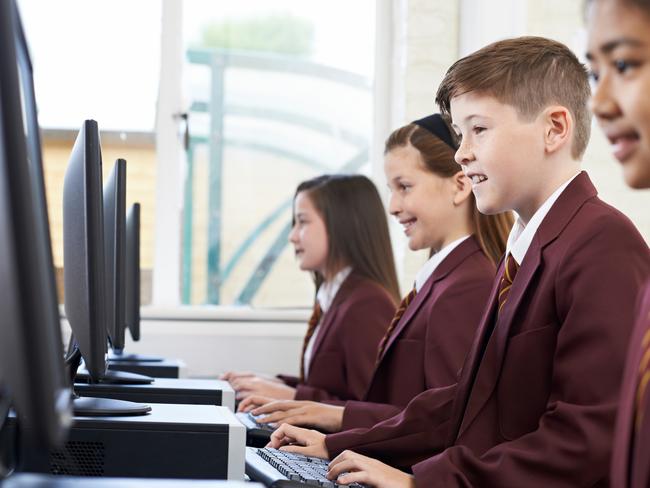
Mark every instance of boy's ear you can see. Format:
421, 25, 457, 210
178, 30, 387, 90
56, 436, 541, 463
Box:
451, 170, 473, 206
543, 106, 572, 155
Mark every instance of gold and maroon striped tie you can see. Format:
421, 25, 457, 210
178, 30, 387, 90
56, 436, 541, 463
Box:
498, 254, 519, 314
299, 302, 323, 381
376, 287, 417, 361
635, 322, 650, 430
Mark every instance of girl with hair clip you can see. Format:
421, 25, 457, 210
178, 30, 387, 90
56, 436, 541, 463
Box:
587, 1, 650, 486
222, 174, 400, 404
238, 114, 514, 435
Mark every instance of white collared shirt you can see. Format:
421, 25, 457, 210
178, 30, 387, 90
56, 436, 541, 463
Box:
303, 266, 353, 378
414, 235, 471, 292
506, 172, 581, 266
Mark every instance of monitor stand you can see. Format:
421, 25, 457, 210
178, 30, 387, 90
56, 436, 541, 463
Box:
71, 394, 151, 417
109, 350, 163, 363
65, 342, 151, 417
74, 369, 154, 385
0, 393, 12, 479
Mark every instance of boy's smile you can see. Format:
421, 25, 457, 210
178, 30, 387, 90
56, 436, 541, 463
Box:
466, 172, 488, 187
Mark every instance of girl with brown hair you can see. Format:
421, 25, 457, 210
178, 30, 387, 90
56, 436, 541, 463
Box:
223, 174, 400, 404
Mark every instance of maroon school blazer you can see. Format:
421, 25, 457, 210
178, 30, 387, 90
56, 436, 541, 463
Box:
325, 172, 650, 487
340, 236, 495, 430
611, 280, 650, 488
279, 272, 396, 403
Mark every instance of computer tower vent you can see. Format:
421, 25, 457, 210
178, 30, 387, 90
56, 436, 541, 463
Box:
50, 441, 105, 476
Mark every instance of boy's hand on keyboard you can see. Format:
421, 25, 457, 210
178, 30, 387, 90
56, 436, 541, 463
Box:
230, 376, 296, 401
251, 400, 345, 432
267, 424, 329, 459
237, 395, 274, 412
327, 450, 416, 488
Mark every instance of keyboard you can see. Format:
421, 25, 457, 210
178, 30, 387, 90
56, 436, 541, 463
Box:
237, 411, 276, 431
245, 447, 365, 487
237, 412, 276, 447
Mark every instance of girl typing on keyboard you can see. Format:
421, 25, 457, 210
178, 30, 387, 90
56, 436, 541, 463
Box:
223, 174, 400, 404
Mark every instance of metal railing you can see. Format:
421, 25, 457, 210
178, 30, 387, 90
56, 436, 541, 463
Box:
182, 48, 371, 304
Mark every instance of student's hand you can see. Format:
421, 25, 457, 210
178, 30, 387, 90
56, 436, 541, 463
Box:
327, 450, 416, 488
230, 376, 296, 401
251, 400, 345, 432
267, 424, 329, 459
237, 395, 275, 413
220, 371, 282, 383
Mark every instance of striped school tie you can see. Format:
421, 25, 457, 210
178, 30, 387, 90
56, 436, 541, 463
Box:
635, 321, 650, 430
498, 253, 519, 314
299, 301, 323, 381
376, 287, 417, 361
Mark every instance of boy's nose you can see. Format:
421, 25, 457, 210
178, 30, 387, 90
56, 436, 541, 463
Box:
455, 139, 474, 165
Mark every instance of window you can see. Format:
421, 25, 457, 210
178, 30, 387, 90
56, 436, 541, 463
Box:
18, 0, 162, 304
19, 0, 377, 308
180, 1, 376, 306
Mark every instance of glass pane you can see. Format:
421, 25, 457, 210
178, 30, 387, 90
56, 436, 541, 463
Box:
182, 0, 376, 307
18, 0, 162, 304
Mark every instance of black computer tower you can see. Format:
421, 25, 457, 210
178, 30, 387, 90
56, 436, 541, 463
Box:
2, 473, 259, 487
3, 404, 245, 480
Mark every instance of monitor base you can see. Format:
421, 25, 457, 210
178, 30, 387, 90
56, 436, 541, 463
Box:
109, 352, 163, 363
75, 369, 154, 385
71, 396, 150, 416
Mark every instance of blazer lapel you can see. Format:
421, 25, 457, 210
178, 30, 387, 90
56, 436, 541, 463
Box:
379, 237, 483, 362
378, 275, 434, 360
457, 243, 542, 438
455, 172, 598, 440
447, 258, 503, 445
309, 273, 358, 358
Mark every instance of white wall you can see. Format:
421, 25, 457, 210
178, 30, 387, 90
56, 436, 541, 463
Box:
63, 307, 310, 378
374, 0, 462, 293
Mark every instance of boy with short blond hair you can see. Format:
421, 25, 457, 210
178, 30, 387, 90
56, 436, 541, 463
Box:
269, 36, 650, 487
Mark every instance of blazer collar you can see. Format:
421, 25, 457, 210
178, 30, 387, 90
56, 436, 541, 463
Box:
456, 172, 598, 439
376, 236, 483, 365
310, 271, 363, 358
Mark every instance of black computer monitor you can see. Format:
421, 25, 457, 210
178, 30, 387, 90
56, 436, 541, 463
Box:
63, 120, 109, 382
67, 130, 153, 383
103, 158, 127, 351
0, 0, 71, 447
63, 120, 151, 415
109, 202, 163, 363
125, 203, 141, 342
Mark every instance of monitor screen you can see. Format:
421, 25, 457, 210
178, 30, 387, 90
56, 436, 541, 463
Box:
0, 0, 71, 447
63, 119, 108, 383
104, 159, 127, 351
125, 203, 141, 342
